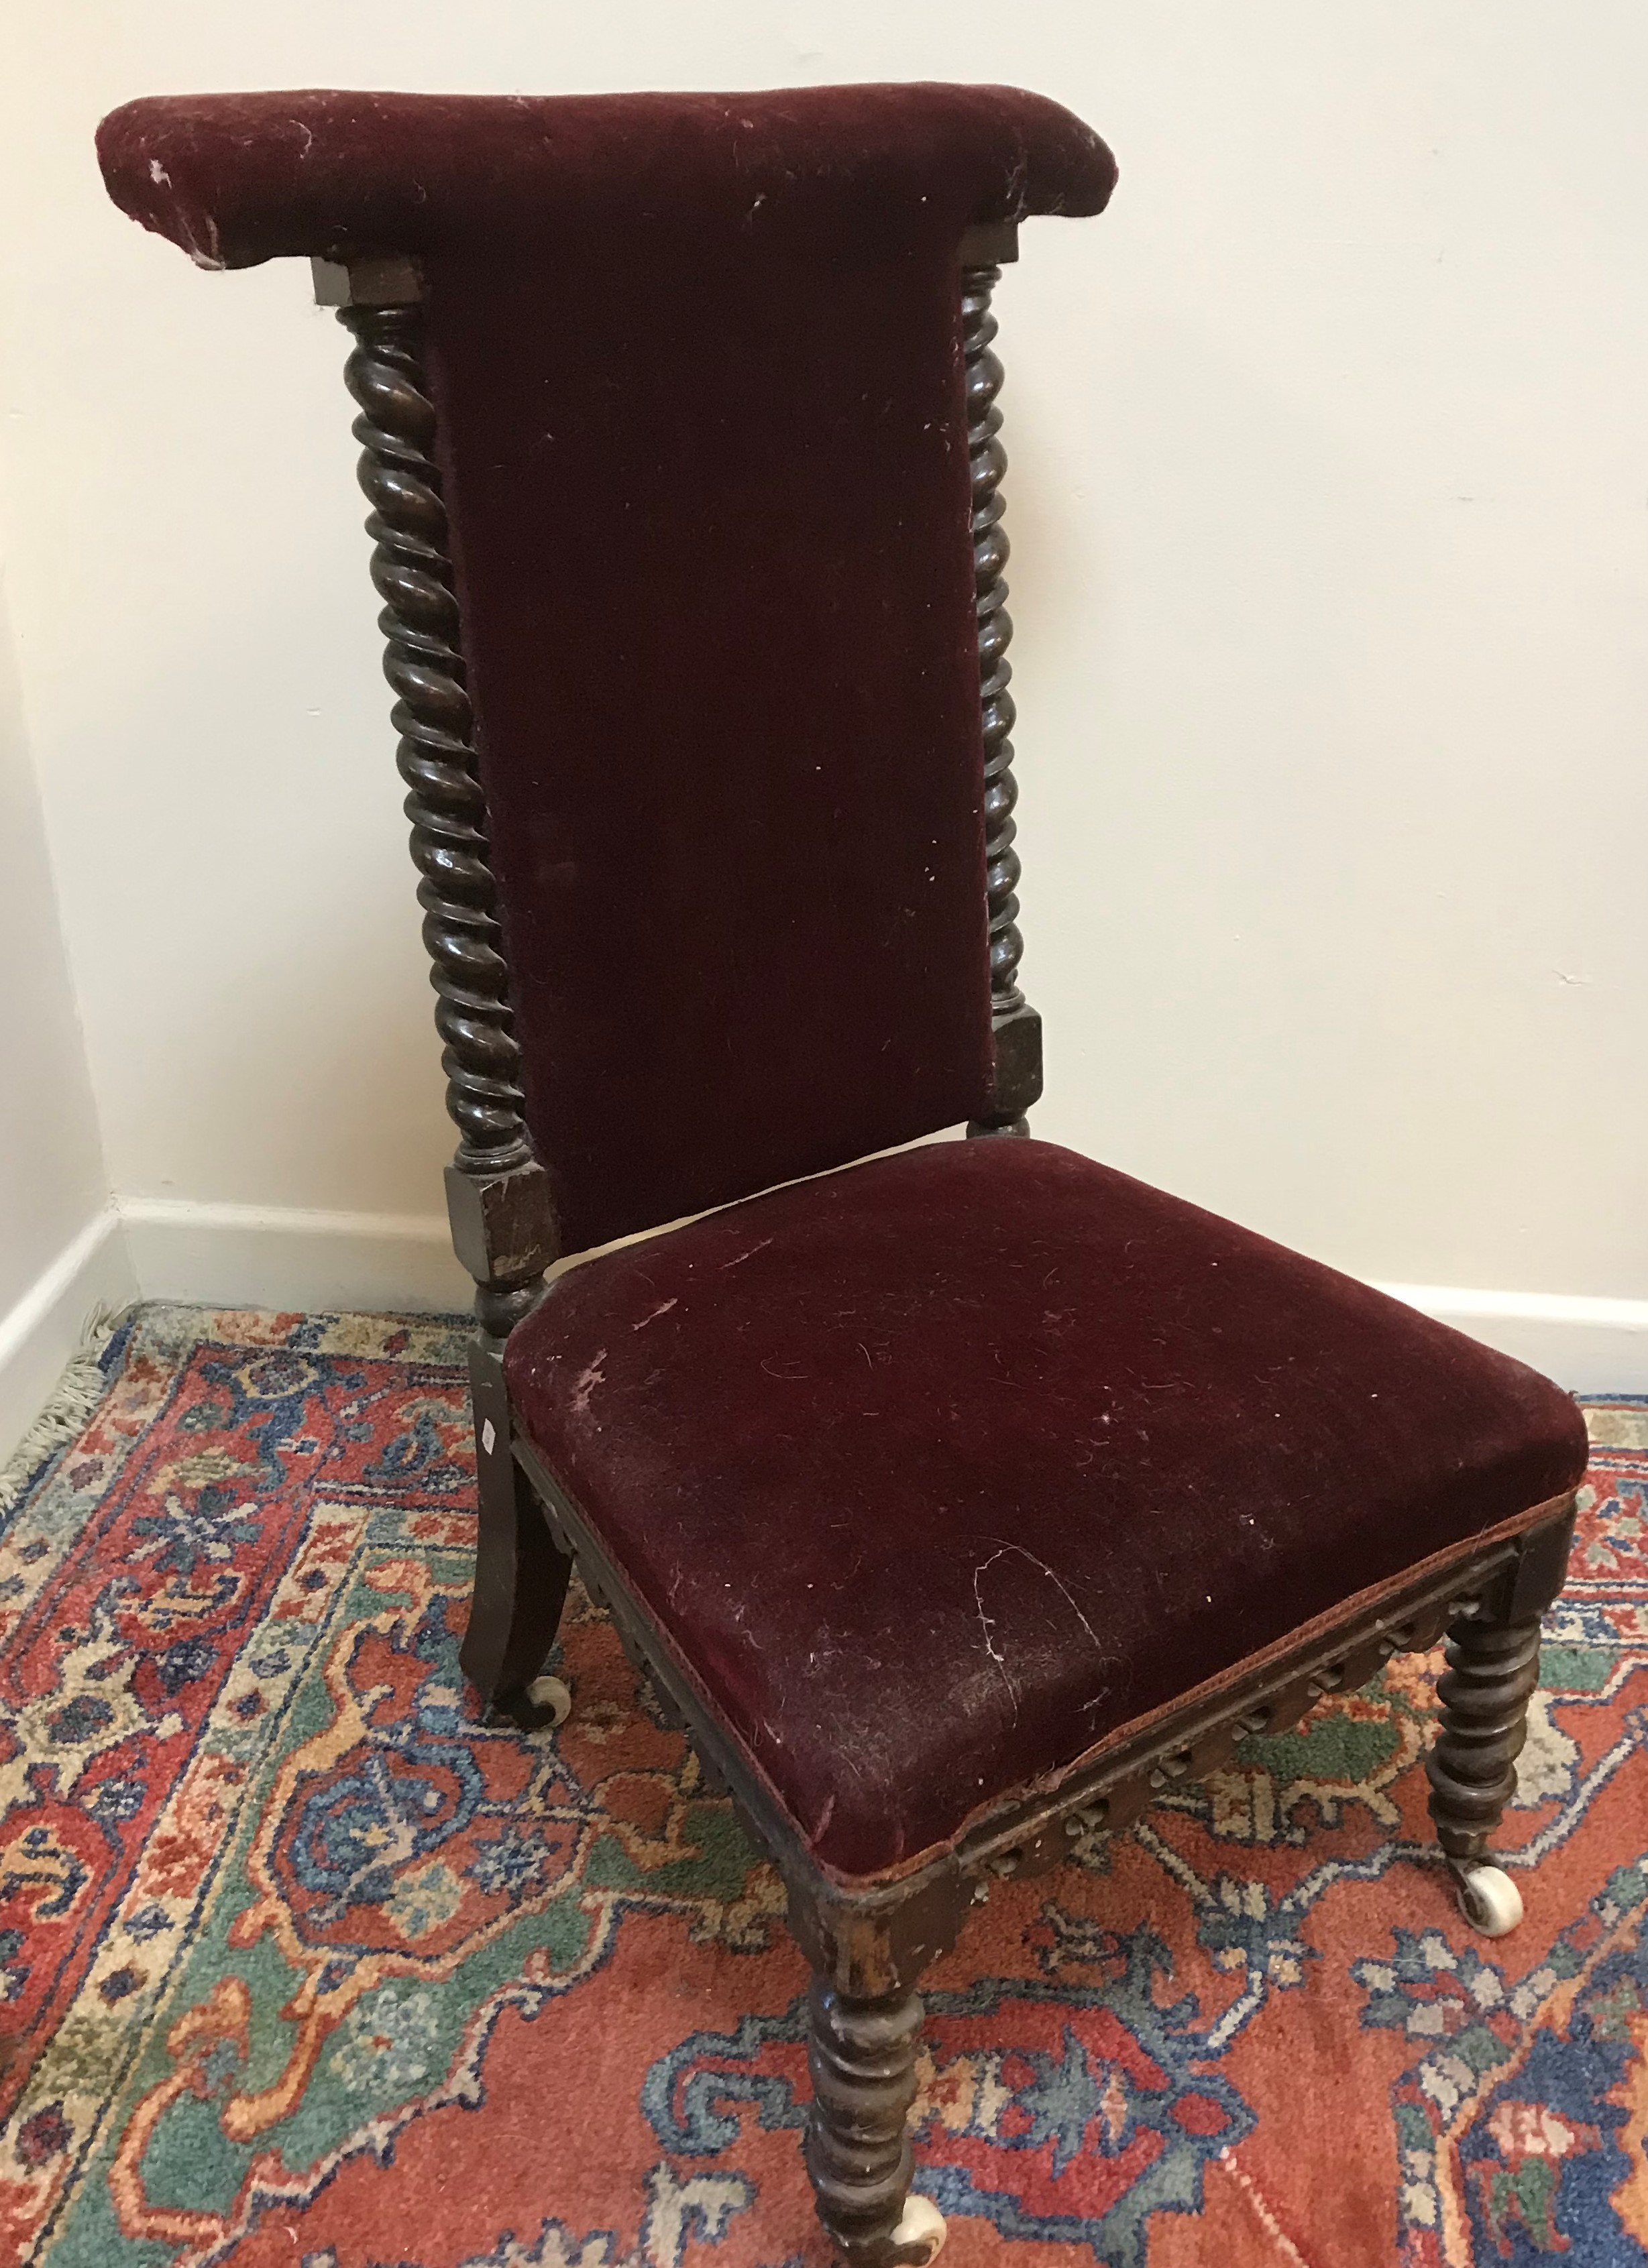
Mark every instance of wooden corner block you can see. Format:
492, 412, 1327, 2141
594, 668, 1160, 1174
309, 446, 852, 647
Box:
991, 1002, 1044, 1117
444, 1159, 559, 1288
958, 219, 1020, 266
310, 253, 421, 308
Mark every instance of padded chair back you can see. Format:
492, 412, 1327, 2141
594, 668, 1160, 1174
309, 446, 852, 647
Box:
98, 87, 1116, 1253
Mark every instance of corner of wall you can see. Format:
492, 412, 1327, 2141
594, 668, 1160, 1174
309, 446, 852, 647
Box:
0, 1206, 138, 1469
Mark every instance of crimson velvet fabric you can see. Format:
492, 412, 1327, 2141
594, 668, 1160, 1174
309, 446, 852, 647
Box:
97, 87, 1117, 1251
506, 1139, 1588, 1882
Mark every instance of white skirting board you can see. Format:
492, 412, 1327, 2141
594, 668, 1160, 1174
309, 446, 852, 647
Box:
0, 1200, 468, 1469
3, 1197, 1647, 1468
116, 1197, 473, 1316
0, 1208, 140, 1471
1372, 1284, 1648, 1398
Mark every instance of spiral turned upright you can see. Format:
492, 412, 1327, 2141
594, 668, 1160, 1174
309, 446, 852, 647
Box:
1425, 1613, 1543, 1863
805, 1983, 926, 2263
963, 264, 1024, 1023
338, 302, 532, 1178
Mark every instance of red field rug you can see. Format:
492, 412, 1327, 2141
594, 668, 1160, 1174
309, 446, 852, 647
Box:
1, 1303, 1645, 2267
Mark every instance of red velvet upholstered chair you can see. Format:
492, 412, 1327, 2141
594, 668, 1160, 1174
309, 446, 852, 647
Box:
99, 85, 1587, 2266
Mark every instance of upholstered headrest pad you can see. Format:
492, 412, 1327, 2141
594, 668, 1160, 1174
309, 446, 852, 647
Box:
97, 84, 1117, 270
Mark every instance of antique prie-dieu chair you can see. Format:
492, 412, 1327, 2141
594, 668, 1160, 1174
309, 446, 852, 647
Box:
99, 84, 1588, 2265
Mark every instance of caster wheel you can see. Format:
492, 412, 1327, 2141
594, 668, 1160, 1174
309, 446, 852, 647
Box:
1454, 1862, 1523, 1938
889, 2194, 946, 2264
496, 1675, 571, 1731
525, 1674, 572, 1727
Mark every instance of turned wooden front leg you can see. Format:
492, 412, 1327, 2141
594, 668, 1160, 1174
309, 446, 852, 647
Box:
805, 1982, 936, 2265
1425, 1611, 1543, 1864
1425, 1508, 1574, 1865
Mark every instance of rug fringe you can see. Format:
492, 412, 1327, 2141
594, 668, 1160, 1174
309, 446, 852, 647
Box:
0, 1301, 127, 1516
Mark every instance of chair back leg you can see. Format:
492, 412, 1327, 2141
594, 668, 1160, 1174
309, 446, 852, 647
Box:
459, 1339, 575, 1723
327, 262, 571, 1722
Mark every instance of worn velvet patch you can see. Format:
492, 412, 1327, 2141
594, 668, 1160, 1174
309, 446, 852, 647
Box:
506, 1139, 1589, 1880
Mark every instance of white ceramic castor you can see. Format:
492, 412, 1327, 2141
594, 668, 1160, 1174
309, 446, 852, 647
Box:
889, 2194, 946, 2264
525, 1673, 572, 1727
1453, 1862, 1523, 1938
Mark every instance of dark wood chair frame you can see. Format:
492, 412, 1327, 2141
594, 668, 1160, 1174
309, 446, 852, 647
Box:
311, 230, 1577, 2267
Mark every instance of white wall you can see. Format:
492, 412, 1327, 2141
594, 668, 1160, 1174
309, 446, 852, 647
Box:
1, 1, 1645, 1387
0, 569, 133, 1457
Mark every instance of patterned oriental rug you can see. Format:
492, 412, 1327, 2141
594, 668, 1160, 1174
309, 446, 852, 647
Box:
1, 1304, 1645, 2268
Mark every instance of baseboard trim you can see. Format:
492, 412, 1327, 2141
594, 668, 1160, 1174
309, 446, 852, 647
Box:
7, 1194, 1644, 1469
106, 1204, 1648, 1393
1374, 1282, 1648, 1392
117, 1196, 472, 1316
0, 1207, 140, 1467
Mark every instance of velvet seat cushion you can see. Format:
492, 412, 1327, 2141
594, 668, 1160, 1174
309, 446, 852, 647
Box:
506, 1139, 1587, 1882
